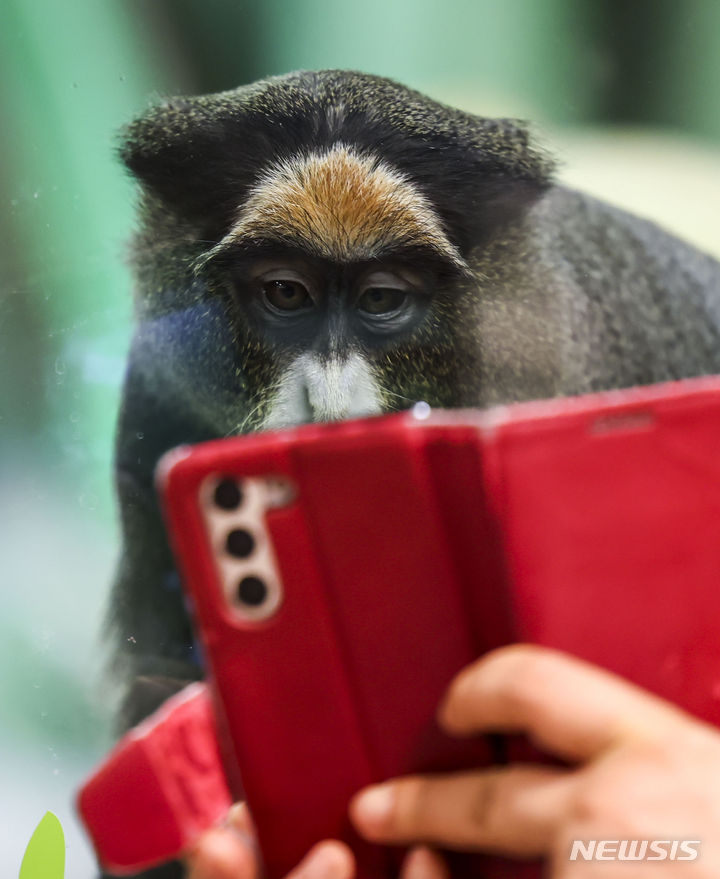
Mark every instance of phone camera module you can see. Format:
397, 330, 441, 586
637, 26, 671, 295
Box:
237, 576, 268, 607
201, 474, 284, 620
214, 478, 243, 510
226, 528, 255, 558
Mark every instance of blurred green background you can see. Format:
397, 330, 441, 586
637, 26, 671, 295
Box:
1, 1, 719, 875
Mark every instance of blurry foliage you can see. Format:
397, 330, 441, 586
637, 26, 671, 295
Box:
19, 812, 65, 879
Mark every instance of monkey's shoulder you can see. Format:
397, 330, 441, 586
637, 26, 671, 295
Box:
529, 185, 720, 292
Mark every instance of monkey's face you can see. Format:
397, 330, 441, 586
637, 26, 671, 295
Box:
213, 248, 476, 430
198, 142, 481, 431
123, 71, 553, 434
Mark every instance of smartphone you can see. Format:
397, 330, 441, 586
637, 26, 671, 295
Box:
154, 374, 720, 879
156, 409, 516, 879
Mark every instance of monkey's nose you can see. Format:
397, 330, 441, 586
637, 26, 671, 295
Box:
279, 352, 382, 425
303, 355, 358, 422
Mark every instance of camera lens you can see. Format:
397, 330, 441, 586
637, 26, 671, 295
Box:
214, 478, 242, 510
226, 528, 255, 558
237, 576, 268, 607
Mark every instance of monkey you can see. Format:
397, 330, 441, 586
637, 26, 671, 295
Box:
106, 69, 720, 878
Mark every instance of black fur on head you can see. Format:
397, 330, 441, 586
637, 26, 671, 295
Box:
120, 70, 555, 259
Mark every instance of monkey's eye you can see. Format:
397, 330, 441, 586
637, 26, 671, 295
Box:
357, 287, 407, 315
262, 280, 311, 312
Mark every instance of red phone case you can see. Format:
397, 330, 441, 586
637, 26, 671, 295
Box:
484, 377, 720, 722
158, 412, 516, 879
159, 374, 720, 879
78, 374, 720, 878
77, 683, 232, 874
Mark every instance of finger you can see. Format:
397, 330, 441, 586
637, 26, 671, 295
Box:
439, 644, 689, 761
187, 825, 258, 879
351, 765, 572, 857
400, 846, 449, 879
226, 801, 256, 838
284, 840, 355, 879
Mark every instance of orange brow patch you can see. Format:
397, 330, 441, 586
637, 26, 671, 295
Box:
223, 143, 466, 267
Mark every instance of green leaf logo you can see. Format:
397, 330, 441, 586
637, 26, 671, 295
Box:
19, 812, 65, 879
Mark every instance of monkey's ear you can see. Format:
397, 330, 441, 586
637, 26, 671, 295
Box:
118, 95, 267, 231
406, 117, 556, 255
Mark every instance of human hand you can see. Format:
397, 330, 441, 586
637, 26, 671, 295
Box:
350, 644, 720, 876
185, 802, 450, 879
186, 802, 354, 879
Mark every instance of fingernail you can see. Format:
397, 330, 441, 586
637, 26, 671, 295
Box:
225, 803, 252, 832
297, 843, 351, 879
401, 847, 441, 879
352, 784, 395, 830
223, 804, 254, 846
226, 802, 248, 828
